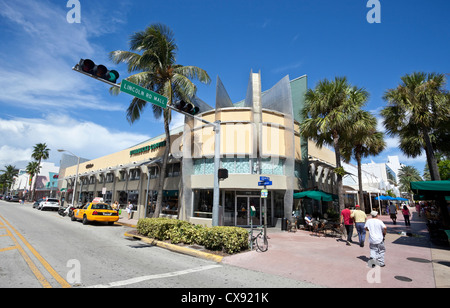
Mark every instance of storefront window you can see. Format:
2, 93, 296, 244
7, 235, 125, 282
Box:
146, 190, 178, 216
193, 189, 213, 218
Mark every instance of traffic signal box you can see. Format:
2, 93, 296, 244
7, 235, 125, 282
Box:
77, 59, 119, 83
173, 100, 200, 115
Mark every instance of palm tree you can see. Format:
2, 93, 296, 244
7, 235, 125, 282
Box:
341, 110, 386, 211
26, 161, 41, 201
30, 143, 50, 201
381, 72, 450, 181
0, 165, 18, 194
398, 165, 422, 200
300, 77, 368, 211
109, 23, 211, 217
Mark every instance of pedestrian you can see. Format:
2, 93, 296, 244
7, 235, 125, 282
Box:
402, 205, 411, 226
351, 205, 367, 247
340, 205, 354, 246
388, 202, 397, 224
126, 202, 133, 220
364, 211, 387, 267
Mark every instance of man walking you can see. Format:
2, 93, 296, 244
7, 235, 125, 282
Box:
351, 205, 367, 247
364, 211, 387, 267
388, 202, 397, 224
340, 205, 354, 246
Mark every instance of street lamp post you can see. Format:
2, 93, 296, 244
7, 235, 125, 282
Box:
58, 149, 80, 206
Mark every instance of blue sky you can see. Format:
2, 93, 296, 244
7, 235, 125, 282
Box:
0, 0, 449, 176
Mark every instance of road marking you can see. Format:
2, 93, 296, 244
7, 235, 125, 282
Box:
0, 246, 17, 252
0, 214, 71, 288
86, 264, 222, 288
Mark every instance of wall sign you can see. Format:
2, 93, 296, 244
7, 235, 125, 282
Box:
130, 140, 166, 156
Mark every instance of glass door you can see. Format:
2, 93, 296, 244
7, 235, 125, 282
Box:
236, 195, 261, 226
236, 196, 248, 226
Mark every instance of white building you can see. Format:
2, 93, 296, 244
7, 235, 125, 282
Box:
11, 162, 60, 199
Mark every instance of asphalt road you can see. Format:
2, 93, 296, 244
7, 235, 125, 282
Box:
0, 200, 319, 289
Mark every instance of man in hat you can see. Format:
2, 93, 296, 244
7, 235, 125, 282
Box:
364, 211, 387, 267
351, 205, 367, 247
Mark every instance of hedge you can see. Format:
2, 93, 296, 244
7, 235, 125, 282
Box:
136, 218, 249, 254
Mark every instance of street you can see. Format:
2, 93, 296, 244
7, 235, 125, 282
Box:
0, 200, 318, 289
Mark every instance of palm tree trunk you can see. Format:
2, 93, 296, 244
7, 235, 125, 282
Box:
356, 152, 365, 211
422, 127, 441, 181
333, 132, 345, 212
154, 87, 172, 218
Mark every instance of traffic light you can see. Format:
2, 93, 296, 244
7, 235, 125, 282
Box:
218, 168, 228, 180
76, 59, 119, 83
173, 100, 200, 115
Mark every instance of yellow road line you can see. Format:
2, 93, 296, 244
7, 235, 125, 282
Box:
0, 214, 71, 288
0, 246, 18, 252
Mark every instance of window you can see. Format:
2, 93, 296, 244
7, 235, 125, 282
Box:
130, 168, 141, 180
119, 170, 126, 181
106, 173, 114, 183
193, 189, 213, 218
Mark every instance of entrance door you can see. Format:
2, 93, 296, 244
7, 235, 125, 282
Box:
236, 195, 261, 226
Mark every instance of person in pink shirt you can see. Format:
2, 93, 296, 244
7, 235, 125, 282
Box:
402, 205, 411, 226
340, 205, 354, 246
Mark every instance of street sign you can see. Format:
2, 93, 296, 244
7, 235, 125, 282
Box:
120, 79, 168, 108
258, 181, 272, 186
260, 176, 270, 181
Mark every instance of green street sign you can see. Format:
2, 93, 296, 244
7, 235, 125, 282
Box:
120, 79, 168, 108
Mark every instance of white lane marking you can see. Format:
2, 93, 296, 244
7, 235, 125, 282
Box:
86, 264, 222, 288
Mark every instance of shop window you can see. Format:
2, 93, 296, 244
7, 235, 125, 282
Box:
146, 190, 178, 216
193, 189, 213, 218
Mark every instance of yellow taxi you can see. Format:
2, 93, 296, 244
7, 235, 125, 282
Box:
71, 202, 119, 225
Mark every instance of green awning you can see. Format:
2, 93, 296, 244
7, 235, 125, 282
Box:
410, 180, 450, 194
410, 180, 450, 200
293, 190, 333, 202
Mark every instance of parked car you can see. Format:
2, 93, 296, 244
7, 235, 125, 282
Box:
39, 198, 60, 211
10, 195, 20, 202
71, 202, 119, 225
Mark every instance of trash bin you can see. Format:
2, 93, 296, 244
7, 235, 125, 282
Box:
281, 218, 288, 231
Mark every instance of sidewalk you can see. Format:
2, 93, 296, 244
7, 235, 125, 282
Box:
222, 209, 450, 288
121, 209, 450, 288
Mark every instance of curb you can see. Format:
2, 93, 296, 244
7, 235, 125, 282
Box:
124, 232, 224, 263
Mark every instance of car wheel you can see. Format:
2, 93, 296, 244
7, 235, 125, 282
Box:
71, 215, 76, 221
82, 215, 89, 225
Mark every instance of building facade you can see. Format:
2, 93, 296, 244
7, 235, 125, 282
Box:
60, 72, 340, 226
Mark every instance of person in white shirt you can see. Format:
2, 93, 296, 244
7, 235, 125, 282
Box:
364, 211, 387, 267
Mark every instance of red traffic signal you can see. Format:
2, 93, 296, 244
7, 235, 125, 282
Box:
77, 59, 119, 84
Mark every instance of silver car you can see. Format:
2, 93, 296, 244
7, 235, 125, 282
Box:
39, 198, 60, 211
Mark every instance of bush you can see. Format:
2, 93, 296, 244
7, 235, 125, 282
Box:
137, 218, 249, 254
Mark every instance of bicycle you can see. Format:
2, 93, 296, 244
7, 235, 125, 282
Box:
249, 227, 268, 252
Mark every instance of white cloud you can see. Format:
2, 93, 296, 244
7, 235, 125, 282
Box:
0, 115, 150, 169
0, 0, 124, 112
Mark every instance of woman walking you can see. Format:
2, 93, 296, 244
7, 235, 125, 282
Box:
402, 205, 411, 226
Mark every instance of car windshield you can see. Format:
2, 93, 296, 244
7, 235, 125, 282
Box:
91, 203, 112, 210
47, 199, 59, 202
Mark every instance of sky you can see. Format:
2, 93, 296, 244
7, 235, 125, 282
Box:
0, 0, 449, 177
